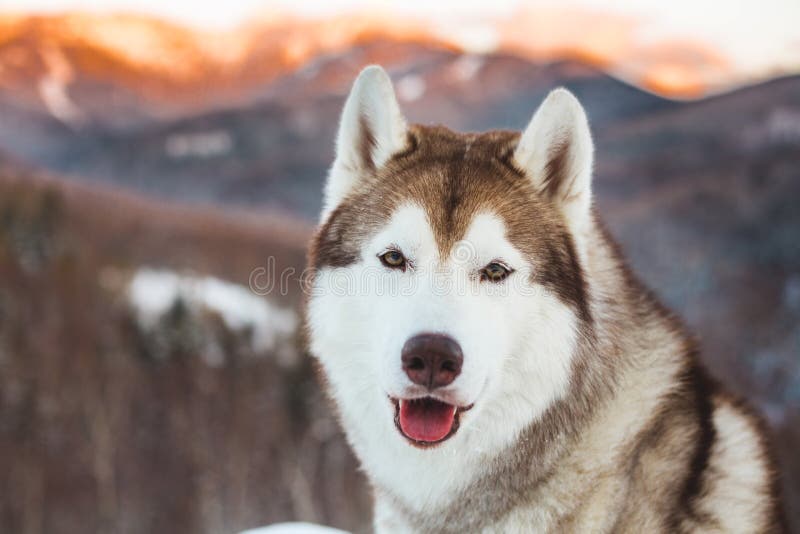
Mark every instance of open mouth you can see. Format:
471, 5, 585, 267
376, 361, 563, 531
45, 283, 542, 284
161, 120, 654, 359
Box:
391, 397, 472, 447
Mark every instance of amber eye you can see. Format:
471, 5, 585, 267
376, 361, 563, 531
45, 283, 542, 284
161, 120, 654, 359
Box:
481, 262, 512, 282
379, 250, 407, 270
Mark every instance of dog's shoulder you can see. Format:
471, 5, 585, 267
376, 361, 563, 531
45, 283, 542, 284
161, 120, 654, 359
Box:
661, 361, 786, 533
690, 390, 787, 533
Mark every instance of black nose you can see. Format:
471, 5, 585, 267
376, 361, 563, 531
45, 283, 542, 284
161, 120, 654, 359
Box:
401, 333, 463, 390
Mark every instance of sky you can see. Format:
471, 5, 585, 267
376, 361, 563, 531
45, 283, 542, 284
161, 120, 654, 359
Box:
4, 0, 800, 81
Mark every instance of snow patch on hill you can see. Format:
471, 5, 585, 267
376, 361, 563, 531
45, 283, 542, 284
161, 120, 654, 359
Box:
127, 268, 297, 363
165, 130, 234, 159
450, 54, 485, 81
396, 74, 426, 102
38, 46, 85, 127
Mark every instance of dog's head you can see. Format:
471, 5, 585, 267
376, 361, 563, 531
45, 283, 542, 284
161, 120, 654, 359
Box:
307, 66, 594, 462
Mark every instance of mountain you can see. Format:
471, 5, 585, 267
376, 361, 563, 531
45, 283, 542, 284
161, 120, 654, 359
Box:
0, 13, 451, 127
0, 13, 798, 531
0, 14, 459, 174
1, 40, 674, 214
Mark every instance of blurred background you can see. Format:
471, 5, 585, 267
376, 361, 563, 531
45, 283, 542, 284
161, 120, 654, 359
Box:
0, 1, 798, 532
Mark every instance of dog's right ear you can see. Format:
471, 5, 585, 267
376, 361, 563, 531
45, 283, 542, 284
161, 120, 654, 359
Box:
322, 65, 408, 220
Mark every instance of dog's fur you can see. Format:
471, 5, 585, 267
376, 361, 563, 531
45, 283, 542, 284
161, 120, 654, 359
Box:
305, 66, 785, 533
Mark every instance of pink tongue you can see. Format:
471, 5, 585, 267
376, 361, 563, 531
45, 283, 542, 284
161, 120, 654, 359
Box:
399, 398, 457, 442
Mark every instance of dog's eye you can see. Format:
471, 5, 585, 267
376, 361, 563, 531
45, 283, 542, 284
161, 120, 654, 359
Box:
379, 250, 406, 270
481, 262, 512, 282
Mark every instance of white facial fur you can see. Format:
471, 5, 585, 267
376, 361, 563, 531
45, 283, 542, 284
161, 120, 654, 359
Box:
307, 203, 579, 508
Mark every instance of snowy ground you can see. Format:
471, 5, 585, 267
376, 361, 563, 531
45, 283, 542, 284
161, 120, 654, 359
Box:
127, 267, 298, 364
239, 523, 349, 534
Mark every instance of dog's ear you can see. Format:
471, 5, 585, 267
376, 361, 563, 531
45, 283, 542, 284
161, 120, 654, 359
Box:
513, 88, 594, 232
322, 65, 408, 220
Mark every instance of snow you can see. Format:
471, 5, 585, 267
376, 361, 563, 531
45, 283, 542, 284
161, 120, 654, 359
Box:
742, 107, 800, 149
444, 23, 499, 54
784, 274, 800, 312
38, 46, 85, 126
127, 268, 297, 357
762, 108, 800, 143
239, 523, 349, 534
38, 77, 84, 126
165, 130, 233, 159
450, 54, 485, 81
396, 74, 427, 102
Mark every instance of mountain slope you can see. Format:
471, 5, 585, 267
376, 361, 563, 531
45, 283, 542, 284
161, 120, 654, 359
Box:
0, 13, 450, 128
0, 157, 372, 534
24, 46, 672, 215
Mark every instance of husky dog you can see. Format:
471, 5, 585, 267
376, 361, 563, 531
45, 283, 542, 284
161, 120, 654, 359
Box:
305, 66, 785, 533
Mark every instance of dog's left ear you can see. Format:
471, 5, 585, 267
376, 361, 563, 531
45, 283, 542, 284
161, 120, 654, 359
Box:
514, 88, 594, 233
322, 65, 408, 220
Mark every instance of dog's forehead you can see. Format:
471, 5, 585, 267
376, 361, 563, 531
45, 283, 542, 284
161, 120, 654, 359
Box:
371, 125, 547, 256
313, 125, 567, 270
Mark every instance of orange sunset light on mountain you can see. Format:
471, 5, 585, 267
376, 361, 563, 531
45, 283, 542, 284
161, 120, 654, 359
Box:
1, 1, 799, 100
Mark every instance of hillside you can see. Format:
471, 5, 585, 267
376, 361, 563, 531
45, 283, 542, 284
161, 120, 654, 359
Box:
0, 159, 371, 534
